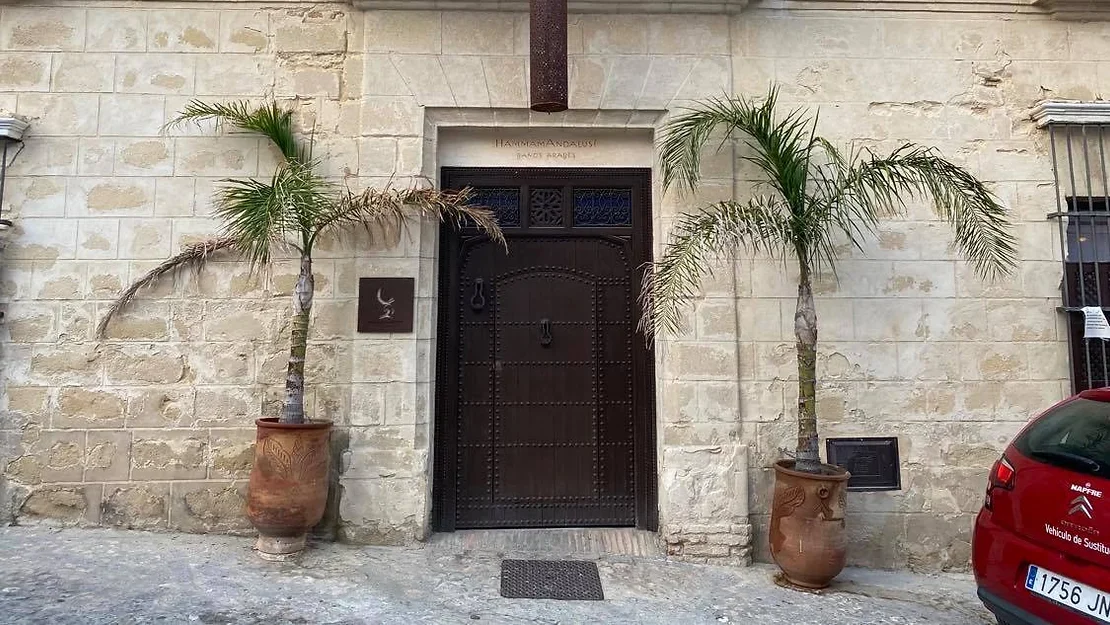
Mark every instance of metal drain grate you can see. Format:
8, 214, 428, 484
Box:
499, 559, 604, 600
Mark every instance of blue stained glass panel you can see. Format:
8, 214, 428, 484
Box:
573, 189, 633, 227
470, 187, 521, 227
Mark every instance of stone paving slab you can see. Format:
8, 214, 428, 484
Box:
0, 527, 992, 624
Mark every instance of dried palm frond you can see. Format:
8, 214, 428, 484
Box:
96, 237, 239, 338
313, 185, 505, 250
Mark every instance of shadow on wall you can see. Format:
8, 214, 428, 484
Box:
312, 428, 350, 542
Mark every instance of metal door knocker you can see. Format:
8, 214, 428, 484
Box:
539, 318, 553, 347
470, 278, 486, 312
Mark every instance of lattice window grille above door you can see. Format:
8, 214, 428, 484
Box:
1036, 102, 1110, 392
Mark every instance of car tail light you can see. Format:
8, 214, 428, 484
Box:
992, 456, 1015, 489
984, 455, 1015, 510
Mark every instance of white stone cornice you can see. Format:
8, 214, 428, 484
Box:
344, 0, 1086, 16
352, 0, 749, 12
751, 0, 1038, 13
79, 0, 1098, 17
1033, 101, 1110, 128
1034, 0, 1110, 20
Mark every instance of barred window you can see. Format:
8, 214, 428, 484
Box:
1046, 120, 1110, 391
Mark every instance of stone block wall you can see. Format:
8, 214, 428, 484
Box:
732, 11, 1087, 570
0, 0, 1100, 571
0, 2, 751, 548
0, 1, 368, 534
354, 8, 750, 548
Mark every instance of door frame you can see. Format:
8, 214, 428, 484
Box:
432, 167, 658, 532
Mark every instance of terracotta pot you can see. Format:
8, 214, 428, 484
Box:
769, 459, 851, 589
246, 418, 332, 559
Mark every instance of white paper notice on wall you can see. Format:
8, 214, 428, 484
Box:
1083, 307, 1110, 340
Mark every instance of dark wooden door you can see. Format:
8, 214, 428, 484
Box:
434, 168, 656, 530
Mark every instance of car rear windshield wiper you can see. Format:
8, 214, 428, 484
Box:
1030, 449, 1103, 474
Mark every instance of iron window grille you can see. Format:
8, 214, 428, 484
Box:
1047, 123, 1110, 392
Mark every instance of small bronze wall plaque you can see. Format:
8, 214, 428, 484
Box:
358, 278, 414, 333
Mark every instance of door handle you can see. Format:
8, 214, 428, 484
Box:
539, 318, 552, 347
470, 278, 486, 312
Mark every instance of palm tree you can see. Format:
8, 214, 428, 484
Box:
97, 100, 504, 425
641, 88, 1017, 474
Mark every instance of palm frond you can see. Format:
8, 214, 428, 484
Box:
804, 140, 892, 270
215, 160, 334, 266
166, 99, 300, 162
312, 184, 506, 251
733, 96, 818, 212
640, 197, 791, 340
818, 143, 1017, 278
96, 237, 239, 339
658, 100, 734, 193
659, 88, 818, 212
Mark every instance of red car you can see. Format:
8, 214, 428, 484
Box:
974, 388, 1110, 624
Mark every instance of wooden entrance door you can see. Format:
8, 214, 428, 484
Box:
434, 168, 657, 530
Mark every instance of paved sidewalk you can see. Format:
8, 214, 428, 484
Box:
0, 527, 992, 624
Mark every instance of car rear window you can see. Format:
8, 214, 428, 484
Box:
1015, 398, 1110, 479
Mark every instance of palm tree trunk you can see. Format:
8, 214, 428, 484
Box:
281, 254, 314, 424
794, 261, 821, 473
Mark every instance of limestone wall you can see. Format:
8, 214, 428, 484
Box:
733, 12, 1087, 570
0, 0, 1096, 570
0, 2, 369, 534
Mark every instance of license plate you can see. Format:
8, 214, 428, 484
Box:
1026, 565, 1110, 623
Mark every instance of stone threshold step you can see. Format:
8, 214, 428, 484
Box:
426, 528, 663, 558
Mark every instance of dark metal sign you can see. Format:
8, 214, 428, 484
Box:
357, 278, 414, 333
826, 436, 901, 492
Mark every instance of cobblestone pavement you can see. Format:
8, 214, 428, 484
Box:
0, 527, 992, 624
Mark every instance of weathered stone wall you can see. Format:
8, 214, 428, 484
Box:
0, 0, 1096, 571
352, 8, 751, 554
735, 11, 1085, 570
0, 1, 368, 534
0, 2, 750, 549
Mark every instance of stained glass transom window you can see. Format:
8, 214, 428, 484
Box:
471, 187, 521, 227
573, 189, 633, 227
